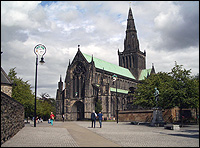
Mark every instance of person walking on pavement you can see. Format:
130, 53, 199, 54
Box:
98, 111, 103, 128
62, 114, 65, 122
50, 112, 55, 126
91, 110, 97, 128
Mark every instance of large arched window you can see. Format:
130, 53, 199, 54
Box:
123, 57, 125, 67
129, 56, 132, 68
126, 56, 128, 68
73, 62, 86, 98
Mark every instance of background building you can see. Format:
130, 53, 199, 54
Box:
56, 7, 155, 120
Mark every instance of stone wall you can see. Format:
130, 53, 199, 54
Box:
119, 110, 153, 122
119, 108, 196, 123
1, 92, 25, 145
1, 84, 12, 97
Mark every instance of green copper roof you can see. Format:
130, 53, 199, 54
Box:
139, 69, 152, 80
95, 84, 129, 94
82, 53, 135, 80
110, 87, 129, 94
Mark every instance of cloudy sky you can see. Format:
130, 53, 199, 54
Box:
1, 1, 199, 98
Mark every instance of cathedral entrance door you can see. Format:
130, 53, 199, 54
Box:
74, 101, 84, 120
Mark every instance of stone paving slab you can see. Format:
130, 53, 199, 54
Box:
76, 121, 199, 147
1, 121, 119, 147
1, 121, 199, 147
1, 123, 78, 147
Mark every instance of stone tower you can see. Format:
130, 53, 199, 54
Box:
56, 75, 64, 119
118, 7, 146, 80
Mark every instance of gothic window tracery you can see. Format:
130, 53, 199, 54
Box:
73, 62, 86, 98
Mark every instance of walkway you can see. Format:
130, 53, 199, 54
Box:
1, 121, 199, 147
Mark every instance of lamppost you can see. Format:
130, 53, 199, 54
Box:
34, 44, 46, 127
112, 74, 118, 123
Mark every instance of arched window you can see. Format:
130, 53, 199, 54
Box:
126, 56, 128, 68
129, 56, 132, 68
76, 76, 79, 97
73, 76, 76, 97
132, 55, 134, 66
123, 57, 125, 67
81, 75, 85, 98
73, 62, 86, 98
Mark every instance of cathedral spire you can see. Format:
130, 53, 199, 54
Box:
127, 7, 136, 31
118, 6, 146, 80
124, 7, 139, 52
58, 75, 63, 91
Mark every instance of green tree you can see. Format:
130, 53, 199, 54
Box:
169, 63, 199, 126
133, 63, 199, 125
134, 72, 175, 109
95, 99, 102, 113
8, 67, 34, 122
36, 93, 56, 120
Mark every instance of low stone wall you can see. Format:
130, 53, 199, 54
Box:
119, 108, 195, 123
1, 92, 25, 145
119, 110, 153, 122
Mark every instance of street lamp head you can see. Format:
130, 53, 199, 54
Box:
34, 44, 46, 56
39, 56, 45, 65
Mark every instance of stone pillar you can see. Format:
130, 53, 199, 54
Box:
150, 107, 165, 127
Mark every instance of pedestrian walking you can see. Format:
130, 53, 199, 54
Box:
91, 110, 97, 128
50, 112, 55, 126
36, 116, 39, 123
62, 114, 65, 122
48, 118, 51, 124
98, 111, 103, 128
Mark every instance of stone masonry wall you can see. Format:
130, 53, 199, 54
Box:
1, 92, 25, 145
119, 109, 193, 123
119, 110, 153, 122
1, 85, 12, 97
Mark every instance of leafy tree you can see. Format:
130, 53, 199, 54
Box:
36, 93, 56, 120
8, 67, 34, 122
95, 99, 102, 113
134, 72, 175, 109
169, 63, 199, 126
133, 63, 199, 125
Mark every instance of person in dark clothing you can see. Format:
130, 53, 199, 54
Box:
91, 110, 97, 128
98, 111, 103, 128
62, 114, 65, 122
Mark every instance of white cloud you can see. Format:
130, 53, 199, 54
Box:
1, 1, 199, 98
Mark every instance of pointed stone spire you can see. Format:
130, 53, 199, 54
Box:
90, 54, 95, 66
78, 45, 80, 51
151, 63, 156, 74
127, 7, 136, 31
91, 54, 94, 62
124, 6, 139, 52
58, 75, 63, 91
60, 75, 62, 82
128, 7, 133, 20
68, 59, 71, 67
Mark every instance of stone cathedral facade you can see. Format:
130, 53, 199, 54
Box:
56, 7, 155, 120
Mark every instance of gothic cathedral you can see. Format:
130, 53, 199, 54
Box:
56, 7, 155, 120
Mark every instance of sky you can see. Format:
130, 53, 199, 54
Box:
1, 1, 199, 98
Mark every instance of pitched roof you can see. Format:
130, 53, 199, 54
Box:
139, 69, 152, 80
1, 67, 12, 85
82, 53, 136, 80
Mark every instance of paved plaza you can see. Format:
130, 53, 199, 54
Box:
1, 121, 199, 147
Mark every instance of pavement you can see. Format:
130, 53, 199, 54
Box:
1, 121, 199, 147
